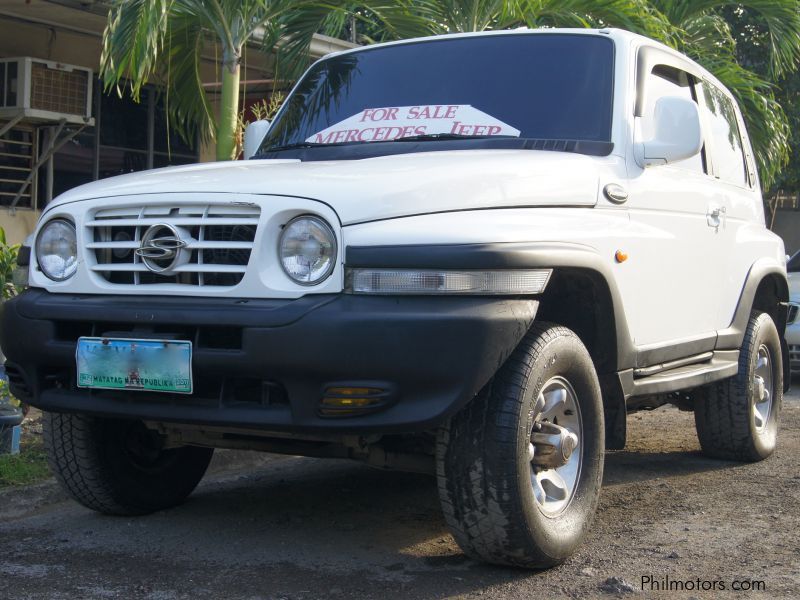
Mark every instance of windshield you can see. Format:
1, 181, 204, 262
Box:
258, 33, 614, 155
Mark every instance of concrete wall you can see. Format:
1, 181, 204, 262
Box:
0, 210, 38, 246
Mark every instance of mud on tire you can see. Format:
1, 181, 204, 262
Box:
436, 322, 605, 568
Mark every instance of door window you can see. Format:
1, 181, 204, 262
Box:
700, 83, 748, 187
641, 66, 705, 174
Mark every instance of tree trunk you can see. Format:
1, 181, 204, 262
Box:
216, 53, 241, 161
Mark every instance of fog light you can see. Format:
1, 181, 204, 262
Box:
320, 386, 390, 417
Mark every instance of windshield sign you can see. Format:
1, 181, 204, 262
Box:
258, 34, 614, 156
307, 104, 521, 144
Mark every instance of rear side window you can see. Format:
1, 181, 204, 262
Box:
641, 67, 704, 174
700, 83, 748, 187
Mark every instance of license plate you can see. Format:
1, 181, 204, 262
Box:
76, 337, 193, 394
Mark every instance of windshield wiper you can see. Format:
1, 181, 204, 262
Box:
256, 136, 613, 159
389, 133, 517, 143
253, 134, 515, 157
256, 141, 350, 154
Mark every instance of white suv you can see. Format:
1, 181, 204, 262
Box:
0, 28, 789, 568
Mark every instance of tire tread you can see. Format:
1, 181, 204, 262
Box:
694, 312, 781, 461
436, 323, 602, 567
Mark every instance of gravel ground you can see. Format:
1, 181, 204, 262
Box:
0, 385, 798, 599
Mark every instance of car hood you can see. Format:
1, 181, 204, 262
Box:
46, 150, 604, 225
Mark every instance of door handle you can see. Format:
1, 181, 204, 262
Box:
707, 205, 727, 229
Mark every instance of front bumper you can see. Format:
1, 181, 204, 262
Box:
784, 320, 800, 373
0, 289, 537, 433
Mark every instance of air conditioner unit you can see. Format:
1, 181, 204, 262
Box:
0, 57, 93, 125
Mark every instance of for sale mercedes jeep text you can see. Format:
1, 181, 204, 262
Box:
1, 29, 789, 568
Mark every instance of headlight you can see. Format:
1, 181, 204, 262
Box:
347, 268, 552, 295
36, 219, 78, 281
278, 215, 337, 285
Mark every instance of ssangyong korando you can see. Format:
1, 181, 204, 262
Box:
1, 29, 789, 568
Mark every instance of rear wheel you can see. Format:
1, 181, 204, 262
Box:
694, 311, 782, 461
436, 323, 604, 568
44, 412, 213, 515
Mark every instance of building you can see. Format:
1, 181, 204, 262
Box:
0, 0, 355, 244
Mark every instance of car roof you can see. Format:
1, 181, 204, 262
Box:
321, 27, 727, 99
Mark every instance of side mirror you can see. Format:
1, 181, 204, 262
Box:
243, 120, 271, 160
639, 96, 702, 166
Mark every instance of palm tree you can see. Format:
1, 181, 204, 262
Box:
101, 0, 800, 187
418, 0, 670, 36
321, 1, 672, 40
647, 0, 800, 189
100, 0, 425, 161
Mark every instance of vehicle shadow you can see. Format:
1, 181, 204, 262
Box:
603, 447, 736, 487
39, 404, 788, 599
33, 402, 791, 598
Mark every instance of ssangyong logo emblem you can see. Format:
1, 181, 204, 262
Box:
135, 223, 188, 273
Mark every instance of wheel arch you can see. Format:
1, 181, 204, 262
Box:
717, 260, 789, 348
345, 241, 636, 448
538, 268, 619, 376
537, 265, 631, 450
717, 260, 789, 392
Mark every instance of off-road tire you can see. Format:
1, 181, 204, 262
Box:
44, 412, 213, 515
436, 323, 605, 568
694, 311, 782, 461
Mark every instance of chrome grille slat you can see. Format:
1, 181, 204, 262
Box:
90, 264, 248, 274
89, 203, 260, 287
87, 241, 255, 250
87, 217, 259, 227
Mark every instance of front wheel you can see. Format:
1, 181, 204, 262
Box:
436, 323, 604, 568
44, 412, 214, 515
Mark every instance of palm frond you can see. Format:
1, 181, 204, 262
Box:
160, 18, 216, 147
527, 0, 673, 40
100, 0, 173, 98
651, 0, 800, 77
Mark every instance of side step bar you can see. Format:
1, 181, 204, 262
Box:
620, 350, 740, 399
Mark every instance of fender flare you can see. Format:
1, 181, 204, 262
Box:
716, 258, 789, 350
346, 241, 637, 370
716, 258, 789, 391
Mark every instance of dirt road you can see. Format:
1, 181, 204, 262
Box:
1, 388, 798, 599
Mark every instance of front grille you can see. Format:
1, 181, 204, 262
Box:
788, 303, 800, 325
789, 344, 800, 366
87, 204, 260, 287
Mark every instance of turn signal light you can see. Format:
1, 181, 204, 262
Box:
347, 268, 551, 295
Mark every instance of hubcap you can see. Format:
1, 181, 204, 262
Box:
529, 377, 583, 517
752, 344, 773, 433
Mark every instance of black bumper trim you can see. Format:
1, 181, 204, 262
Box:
1, 289, 538, 433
